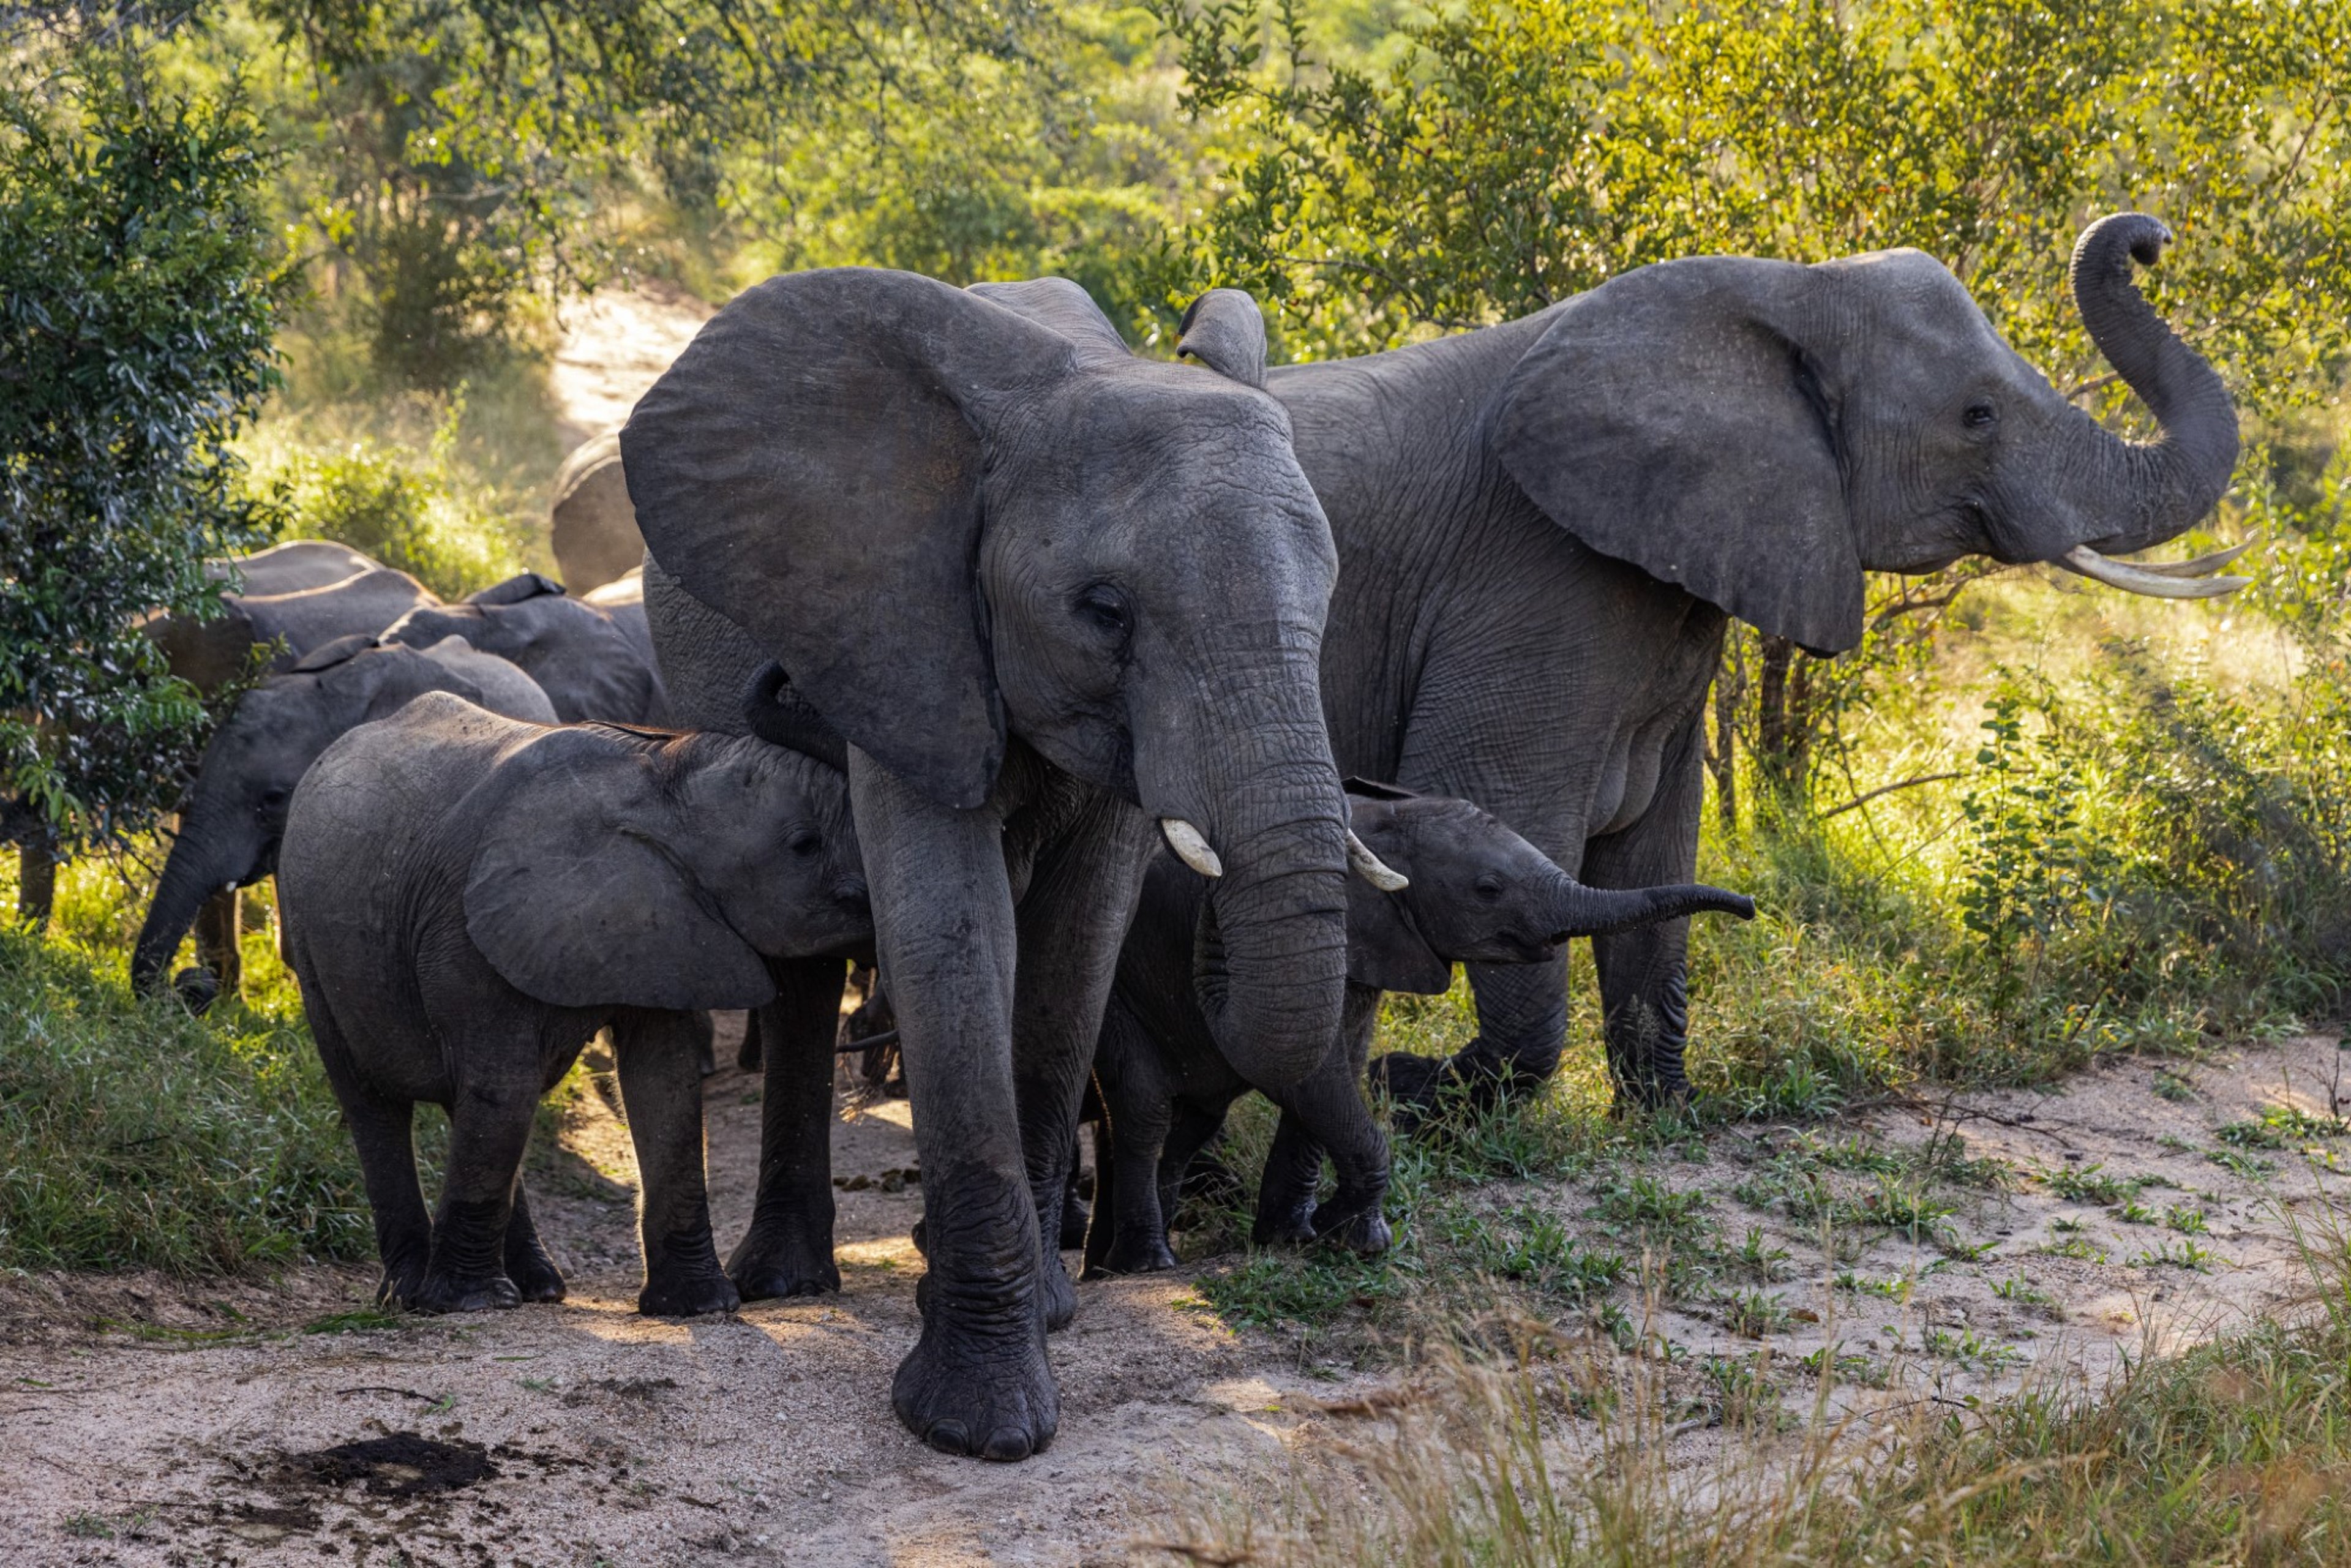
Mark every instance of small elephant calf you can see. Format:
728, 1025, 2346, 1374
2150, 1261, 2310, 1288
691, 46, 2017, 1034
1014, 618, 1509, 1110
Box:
1086, 781, 1753, 1276
279, 692, 869, 1316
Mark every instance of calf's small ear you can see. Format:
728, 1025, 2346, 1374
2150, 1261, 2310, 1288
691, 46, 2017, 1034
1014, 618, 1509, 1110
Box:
468, 572, 566, 606
1177, 289, 1269, 389
463, 733, 776, 1011
1346, 882, 1452, 995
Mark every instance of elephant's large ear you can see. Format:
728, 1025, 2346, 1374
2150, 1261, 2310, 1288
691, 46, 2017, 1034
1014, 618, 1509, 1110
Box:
622, 268, 1078, 810
468, 572, 566, 605
463, 732, 775, 1010
313, 643, 484, 719
1176, 290, 1267, 389
1494, 258, 1862, 655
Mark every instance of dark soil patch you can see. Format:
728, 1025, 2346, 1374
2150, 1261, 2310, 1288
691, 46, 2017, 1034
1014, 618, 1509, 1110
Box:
282, 1431, 500, 1498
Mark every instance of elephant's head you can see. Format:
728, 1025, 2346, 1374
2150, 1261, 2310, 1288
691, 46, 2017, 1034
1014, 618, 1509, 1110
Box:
1494, 214, 2243, 655
1339, 781, 1755, 994
381, 573, 660, 723
130, 639, 482, 996
460, 719, 870, 1011
623, 270, 1371, 1089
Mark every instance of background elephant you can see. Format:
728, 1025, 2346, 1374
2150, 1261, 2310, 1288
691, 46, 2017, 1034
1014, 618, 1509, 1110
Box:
128, 637, 555, 1003
1087, 782, 1753, 1277
583, 565, 659, 673
144, 565, 439, 693
381, 571, 666, 723
1234, 213, 2240, 1114
206, 539, 379, 596
625, 271, 1375, 1461
547, 430, 643, 593
280, 693, 869, 1316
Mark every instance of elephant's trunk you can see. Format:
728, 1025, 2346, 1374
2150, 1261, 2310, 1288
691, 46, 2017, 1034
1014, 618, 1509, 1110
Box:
1542, 869, 1755, 942
130, 804, 259, 997
2063, 214, 2240, 560
1186, 765, 1352, 1095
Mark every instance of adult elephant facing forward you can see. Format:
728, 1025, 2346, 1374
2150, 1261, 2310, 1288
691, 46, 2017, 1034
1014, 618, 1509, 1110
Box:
1256, 214, 2241, 1114
625, 271, 1375, 1461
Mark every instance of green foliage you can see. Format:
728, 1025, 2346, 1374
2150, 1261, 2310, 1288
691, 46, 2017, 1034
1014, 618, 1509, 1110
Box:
0, 42, 288, 852
266, 411, 526, 597
0, 926, 367, 1273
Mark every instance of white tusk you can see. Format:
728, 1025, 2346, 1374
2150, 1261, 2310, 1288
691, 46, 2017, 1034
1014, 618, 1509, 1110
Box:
2117, 536, 2258, 579
1346, 828, 1410, 892
2060, 546, 2249, 599
1161, 818, 1223, 878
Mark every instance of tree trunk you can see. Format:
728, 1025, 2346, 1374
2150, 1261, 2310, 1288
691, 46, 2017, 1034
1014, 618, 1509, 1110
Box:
1708, 638, 1742, 833
195, 887, 243, 998
16, 835, 56, 930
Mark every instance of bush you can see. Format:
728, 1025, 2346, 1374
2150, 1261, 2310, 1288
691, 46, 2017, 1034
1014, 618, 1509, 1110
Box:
271, 424, 525, 599
0, 928, 368, 1274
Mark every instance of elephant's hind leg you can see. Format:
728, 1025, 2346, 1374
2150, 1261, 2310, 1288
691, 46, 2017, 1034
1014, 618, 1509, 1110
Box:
414, 1047, 540, 1315
503, 1184, 566, 1304
307, 1003, 430, 1306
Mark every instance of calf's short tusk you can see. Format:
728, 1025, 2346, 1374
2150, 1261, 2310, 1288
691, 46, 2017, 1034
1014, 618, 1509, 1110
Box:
1346, 828, 1411, 892
1162, 818, 1223, 878
2121, 536, 2257, 579
2060, 545, 2248, 600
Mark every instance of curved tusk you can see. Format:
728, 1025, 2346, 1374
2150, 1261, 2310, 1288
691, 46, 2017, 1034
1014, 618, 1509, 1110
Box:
2060, 546, 2249, 599
2118, 536, 2258, 579
1161, 818, 1223, 879
1345, 828, 1410, 892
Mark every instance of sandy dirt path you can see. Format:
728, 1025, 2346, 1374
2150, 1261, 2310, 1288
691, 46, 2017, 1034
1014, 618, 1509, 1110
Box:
6, 1027, 2349, 1566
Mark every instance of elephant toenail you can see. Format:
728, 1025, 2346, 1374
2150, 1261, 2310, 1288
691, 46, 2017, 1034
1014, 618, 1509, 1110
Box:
924, 1419, 970, 1455
981, 1427, 1034, 1463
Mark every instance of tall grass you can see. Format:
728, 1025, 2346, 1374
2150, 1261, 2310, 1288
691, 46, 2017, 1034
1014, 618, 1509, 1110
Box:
0, 923, 368, 1274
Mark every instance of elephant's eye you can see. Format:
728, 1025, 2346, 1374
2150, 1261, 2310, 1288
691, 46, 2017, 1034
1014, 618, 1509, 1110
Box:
789, 830, 822, 858
1074, 584, 1132, 639
1963, 402, 1998, 430
257, 787, 290, 811
1474, 874, 1505, 904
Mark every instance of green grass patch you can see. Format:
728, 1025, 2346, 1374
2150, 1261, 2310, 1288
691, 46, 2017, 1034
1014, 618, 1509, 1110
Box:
0, 926, 368, 1274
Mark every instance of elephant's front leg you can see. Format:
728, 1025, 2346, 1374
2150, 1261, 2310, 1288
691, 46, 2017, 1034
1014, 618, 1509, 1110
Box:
614, 1007, 741, 1316
851, 751, 1054, 1461
727, 958, 849, 1299
1010, 789, 1155, 1330
1583, 715, 1707, 1111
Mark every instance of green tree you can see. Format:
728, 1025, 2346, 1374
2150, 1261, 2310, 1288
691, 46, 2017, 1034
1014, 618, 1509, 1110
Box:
1, 36, 290, 917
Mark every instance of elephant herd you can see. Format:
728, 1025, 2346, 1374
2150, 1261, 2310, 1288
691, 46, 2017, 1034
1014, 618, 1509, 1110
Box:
132, 214, 2243, 1463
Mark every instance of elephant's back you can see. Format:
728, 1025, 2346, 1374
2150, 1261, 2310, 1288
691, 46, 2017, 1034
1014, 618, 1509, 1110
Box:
548, 430, 645, 593
282, 696, 521, 939
214, 539, 380, 596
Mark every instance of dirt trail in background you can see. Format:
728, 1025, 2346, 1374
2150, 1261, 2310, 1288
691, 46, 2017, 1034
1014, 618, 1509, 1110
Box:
546, 284, 713, 449
5, 1027, 2349, 1566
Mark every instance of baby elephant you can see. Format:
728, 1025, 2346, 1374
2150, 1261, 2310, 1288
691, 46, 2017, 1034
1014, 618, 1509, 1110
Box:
1087, 781, 1754, 1275
279, 693, 868, 1316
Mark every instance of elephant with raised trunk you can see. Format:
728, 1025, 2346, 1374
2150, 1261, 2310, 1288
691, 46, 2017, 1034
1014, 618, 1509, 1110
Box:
1242, 214, 2243, 1116
1087, 781, 1755, 1277
625, 272, 1386, 1461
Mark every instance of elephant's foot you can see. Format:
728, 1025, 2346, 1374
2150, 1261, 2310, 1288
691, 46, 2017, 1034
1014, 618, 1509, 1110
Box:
1040, 1250, 1077, 1333
1251, 1197, 1319, 1247
727, 1227, 840, 1300
1311, 1193, 1393, 1256
373, 1248, 430, 1309
1371, 1045, 1534, 1134
170, 966, 220, 1016
1082, 1232, 1179, 1278
403, 1270, 522, 1315
892, 1321, 1057, 1462
506, 1245, 567, 1304
1367, 1050, 1448, 1130
639, 1266, 741, 1318
1057, 1189, 1091, 1253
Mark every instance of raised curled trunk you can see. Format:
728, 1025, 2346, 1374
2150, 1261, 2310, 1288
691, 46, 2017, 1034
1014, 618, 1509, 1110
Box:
1543, 867, 1755, 941
130, 809, 256, 996
2066, 214, 2240, 557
